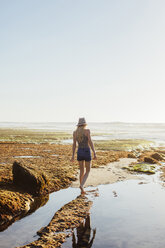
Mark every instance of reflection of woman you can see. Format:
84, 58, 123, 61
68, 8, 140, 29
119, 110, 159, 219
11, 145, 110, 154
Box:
71, 118, 97, 194
72, 214, 96, 248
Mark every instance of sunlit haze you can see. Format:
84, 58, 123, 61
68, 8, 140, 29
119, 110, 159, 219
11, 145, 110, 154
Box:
0, 0, 165, 123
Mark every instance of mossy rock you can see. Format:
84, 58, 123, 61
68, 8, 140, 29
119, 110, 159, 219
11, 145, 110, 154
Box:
123, 163, 156, 174
12, 161, 49, 196
0, 190, 33, 230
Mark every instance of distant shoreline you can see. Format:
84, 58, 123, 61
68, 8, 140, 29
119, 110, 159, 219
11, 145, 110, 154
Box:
0, 123, 165, 146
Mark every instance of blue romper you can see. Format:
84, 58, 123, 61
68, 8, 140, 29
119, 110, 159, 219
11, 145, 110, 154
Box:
77, 134, 91, 162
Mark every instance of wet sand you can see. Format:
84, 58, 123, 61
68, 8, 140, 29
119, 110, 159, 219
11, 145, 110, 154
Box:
71, 158, 143, 188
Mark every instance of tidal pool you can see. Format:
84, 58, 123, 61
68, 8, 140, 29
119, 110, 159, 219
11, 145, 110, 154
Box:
61, 135, 110, 144
1, 173, 165, 248
63, 177, 165, 248
0, 188, 79, 248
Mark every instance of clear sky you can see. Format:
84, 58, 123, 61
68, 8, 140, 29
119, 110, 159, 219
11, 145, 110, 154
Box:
0, 0, 165, 123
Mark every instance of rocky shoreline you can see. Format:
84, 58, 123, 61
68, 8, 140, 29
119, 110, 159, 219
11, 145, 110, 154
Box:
0, 139, 165, 247
19, 194, 94, 248
0, 142, 129, 232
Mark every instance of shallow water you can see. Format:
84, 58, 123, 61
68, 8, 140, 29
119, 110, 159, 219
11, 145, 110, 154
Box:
0, 188, 79, 248
62, 135, 110, 144
1, 173, 165, 248
63, 177, 165, 248
1, 122, 165, 144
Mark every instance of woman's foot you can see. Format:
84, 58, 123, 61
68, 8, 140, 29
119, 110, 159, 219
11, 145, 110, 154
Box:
80, 185, 86, 194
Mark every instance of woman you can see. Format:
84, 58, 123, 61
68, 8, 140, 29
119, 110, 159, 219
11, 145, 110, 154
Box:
71, 118, 97, 194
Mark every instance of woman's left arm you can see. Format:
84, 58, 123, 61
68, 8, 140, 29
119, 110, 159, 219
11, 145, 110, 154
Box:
87, 130, 97, 160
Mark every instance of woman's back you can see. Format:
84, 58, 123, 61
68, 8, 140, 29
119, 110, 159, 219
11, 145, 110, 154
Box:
75, 128, 89, 148
76, 132, 89, 148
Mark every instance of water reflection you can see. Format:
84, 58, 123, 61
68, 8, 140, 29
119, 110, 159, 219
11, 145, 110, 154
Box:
72, 214, 96, 248
0, 193, 49, 232
0, 188, 79, 248
29, 194, 49, 214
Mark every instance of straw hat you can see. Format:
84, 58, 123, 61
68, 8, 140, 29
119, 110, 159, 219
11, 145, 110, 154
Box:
77, 117, 87, 126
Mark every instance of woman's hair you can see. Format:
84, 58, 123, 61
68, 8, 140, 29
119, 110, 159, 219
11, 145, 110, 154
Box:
75, 125, 86, 143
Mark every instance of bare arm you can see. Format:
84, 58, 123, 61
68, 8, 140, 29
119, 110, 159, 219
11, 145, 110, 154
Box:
87, 130, 96, 159
71, 131, 77, 161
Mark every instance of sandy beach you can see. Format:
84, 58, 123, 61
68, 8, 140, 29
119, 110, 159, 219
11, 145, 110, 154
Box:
71, 158, 143, 188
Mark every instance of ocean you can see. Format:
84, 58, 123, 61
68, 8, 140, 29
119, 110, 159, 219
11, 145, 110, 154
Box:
0, 122, 165, 145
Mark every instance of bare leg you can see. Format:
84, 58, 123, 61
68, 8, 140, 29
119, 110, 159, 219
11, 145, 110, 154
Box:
79, 161, 85, 194
79, 161, 85, 185
80, 161, 91, 190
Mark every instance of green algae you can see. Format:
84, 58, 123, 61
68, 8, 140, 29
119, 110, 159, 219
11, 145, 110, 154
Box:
123, 163, 156, 174
0, 130, 154, 152
94, 139, 153, 151
0, 129, 72, 143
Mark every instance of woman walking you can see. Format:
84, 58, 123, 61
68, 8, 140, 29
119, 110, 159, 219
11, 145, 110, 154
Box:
71, 118, 97, 194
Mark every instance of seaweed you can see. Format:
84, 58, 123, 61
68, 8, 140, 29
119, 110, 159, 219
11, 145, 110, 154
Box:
123, 163, 156, 174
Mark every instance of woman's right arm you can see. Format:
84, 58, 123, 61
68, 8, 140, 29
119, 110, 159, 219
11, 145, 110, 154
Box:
71, 131, 76, 162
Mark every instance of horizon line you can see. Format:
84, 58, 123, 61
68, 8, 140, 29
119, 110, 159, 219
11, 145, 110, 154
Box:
0, 121, 165, 124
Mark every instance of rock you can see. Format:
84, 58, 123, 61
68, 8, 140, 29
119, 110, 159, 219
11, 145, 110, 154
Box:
128, 153, 137, 158
144, 157, 157, 164
123, 163, 156, 174
151, 152, 164, 161
21, 195, 93, 248
12, 161, 49, 196
0, 189, 33, 231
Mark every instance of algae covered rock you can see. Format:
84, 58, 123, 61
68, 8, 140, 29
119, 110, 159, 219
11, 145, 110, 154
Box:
12, 161, 49, 196
123, 163, 156, 174
0, 190, 32, 231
